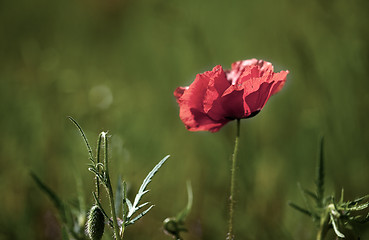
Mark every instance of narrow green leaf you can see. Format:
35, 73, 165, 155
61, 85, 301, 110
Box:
316, 137, 325, 208
288, 202, 312, 217
297, 183, 314, 214
126, 205, 155, 226
330, 213, 345, 238
348, 194, 369, 206
302, 188, 318, 201
115, 176, 123, 217
30, 172, 66, 222
137, 202, 150, 210
122, 181, 128, 220
127, 155, 169, 218
68, 116, 94, 164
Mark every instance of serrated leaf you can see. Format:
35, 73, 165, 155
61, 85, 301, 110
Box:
127, 155, 169, 218
126, 205, 155, 226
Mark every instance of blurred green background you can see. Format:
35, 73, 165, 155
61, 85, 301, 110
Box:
1, 0, 369, 239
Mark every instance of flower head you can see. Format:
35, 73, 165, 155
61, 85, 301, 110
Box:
174, 59, 289, 132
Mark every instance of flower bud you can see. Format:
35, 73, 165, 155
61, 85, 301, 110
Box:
86, 205, 105, 240
163, 217, 179, 236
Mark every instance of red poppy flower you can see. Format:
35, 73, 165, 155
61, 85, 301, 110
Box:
174, 59, 289, 132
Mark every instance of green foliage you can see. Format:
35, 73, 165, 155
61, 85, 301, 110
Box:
163, 181, 193, 240
69, 118, 169, 239
2, 0, 369, 239
289, 139, 369, 240
124, 155, 169, 226
31, 172, 87, 240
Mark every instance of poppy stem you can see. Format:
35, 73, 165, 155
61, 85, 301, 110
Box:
227, 119, 241, 240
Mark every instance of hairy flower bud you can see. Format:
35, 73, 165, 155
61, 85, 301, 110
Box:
86, 205, 105, 240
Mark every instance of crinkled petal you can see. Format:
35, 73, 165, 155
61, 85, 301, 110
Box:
173, 58, 289, 132
243, 82, 274, 115
183, 108, 229, 132
175, 66, 230, 132
203, 66, 230, 114
270, 70, 289, 95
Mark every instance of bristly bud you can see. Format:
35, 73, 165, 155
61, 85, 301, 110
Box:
86, 205, 105, 240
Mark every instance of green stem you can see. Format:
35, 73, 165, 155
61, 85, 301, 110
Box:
102, 132, 122, 240
316, 213, 329, 240
227, 119, 241, 240
96, 133, 103, 199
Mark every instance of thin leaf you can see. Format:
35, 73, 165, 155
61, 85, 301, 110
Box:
31, 172, 66, 222
348, 195, 369, 207
68, 116, 94, 164
316, 137, 325, 208
330, 213, 345, 238
347, 202, 369, 211
127, 155, 169, 218
288, 202, 312, 217
95, 130, 103, 198
303, 188, 318, 202
297, 183, 314, 216
126, 198, 133, 212
122, 181, 128, 220
126, 205, 155, 226
137, 202, 150, 211
115, 176, 123, 217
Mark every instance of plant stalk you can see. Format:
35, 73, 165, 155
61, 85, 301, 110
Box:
96, 133, 103, 199
227, 119, 241, 240
316, 213, 329, 240
102, 132, 122, 240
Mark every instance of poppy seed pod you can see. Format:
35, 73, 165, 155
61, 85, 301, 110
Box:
86, 205, 105, 240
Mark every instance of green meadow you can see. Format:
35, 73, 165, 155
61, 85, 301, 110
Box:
1, 0, 368, 239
